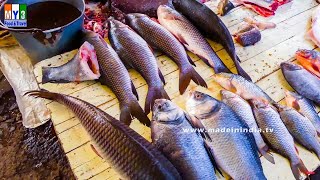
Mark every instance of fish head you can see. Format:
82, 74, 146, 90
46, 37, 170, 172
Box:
220, 90, 239, 100
186, 91, 220, 118
249, 99, 269, 110
152, 99, 184, 123
157, 5, 182, 21
126, 13, 148, 24
285, 91, 302, 110
213, 73, 237, 92
280, 62, 303, 72
108, 18, 128, 31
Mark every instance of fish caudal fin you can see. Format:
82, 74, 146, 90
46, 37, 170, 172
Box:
25, 90, 59, 100
179, 67, 207, 94
120, 101, 151, 127
235, 56, 252, 81
145, 86, 170, 115
259, 145, 275, 164
290, 160, 314, 180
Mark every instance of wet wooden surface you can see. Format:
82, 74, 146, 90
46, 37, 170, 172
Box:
3, 0, 320, 179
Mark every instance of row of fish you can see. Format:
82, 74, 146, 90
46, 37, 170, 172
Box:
41, 0, 252, 126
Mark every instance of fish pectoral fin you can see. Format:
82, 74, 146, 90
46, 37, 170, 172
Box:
184, 112, 212, 141
175, 33, 189, 47
158, 69, 166, 84
131, 81, 139, 100
203, 141, 224, 177
90, 144, 103, 159
292, 100, 301, 111
228, 81, 237, 93
259, 145, 275, 164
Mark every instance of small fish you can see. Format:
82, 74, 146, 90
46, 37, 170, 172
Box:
281, 62, 320, 106
277, 104, 320, 160
213, 73, 274, 103
172, 0, 252, 81
152, 99, 217, 179
295, 49, 320, 78
234, 24, 261, 47
26, 90, 181, 179
217, 0, 235, 16
157, 5, 231, 74
285, 91, 320, 136
83, 31, 150, 126
126, 13, 207, 94
108, 19, 170, 114
220, 90, 275, 164
244, 17, 276, 30
186, 91, 266, 179
250, 99, 313, 180
306, 6, 320, 48
42, 41, 101, 83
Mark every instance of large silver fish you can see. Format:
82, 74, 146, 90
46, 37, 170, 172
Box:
281, 62, 320, 106
157, 5, 231, 74
220, 90, 274, 164
26, 90, 181, 179
186, 91, 266, 179
250, 99, 313, 180
126, 13, 207, 94
83, 31, 150, 126
152, 99, 217, 180
277, 104, 320, 160
108, 19, 170, 115
285, 91, 320, 136
214, 73, 274, 103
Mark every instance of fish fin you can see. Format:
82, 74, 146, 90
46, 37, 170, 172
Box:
42, 67, 52, 84
90, 144, 102, 158
234, 57, 252, 81
198, 55, 230, 74
25, 90, 59, 100
179, 67, 207, 94
131, 81, 139, 100
175, 33, 189, 46
295, 145, 300, 155
292, 100, 301, 111
312, 62, 320, 72
158, 69, 166, 84
145, 86, 170, 115
292, 160, 315, 177
187, 55, 196, 66
203, 141, 224, 177
260, 145, 275, 164
197, 55, 213, 67
120, 101, 151, 127
185, 113, 211, 141
228, 81, 238, 93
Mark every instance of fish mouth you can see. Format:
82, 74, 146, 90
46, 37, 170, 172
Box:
79, 42, 100, 78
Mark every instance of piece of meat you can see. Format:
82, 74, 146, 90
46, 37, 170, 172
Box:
234, 24, 261, 46
244, 17, 276, 30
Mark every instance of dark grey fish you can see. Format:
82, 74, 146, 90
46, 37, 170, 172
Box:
250, 99, 313, 180
26, 90, 181, 180
186, 91, 266, 179
277, 104, 320, 160
126, 13, 207, 94
285, 91, 320, 136
281, 62, 320, 106
152, 99, 217, 180
42, 41, 101, 83
83, 31, 150, 126
108, 19, 170, 115
157, 5, 231, 74
172, 0, 252, 81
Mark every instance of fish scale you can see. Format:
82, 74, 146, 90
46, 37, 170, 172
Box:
26, 90, 181, 179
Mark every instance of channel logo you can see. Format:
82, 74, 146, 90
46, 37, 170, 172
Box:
4, 4, 27, 27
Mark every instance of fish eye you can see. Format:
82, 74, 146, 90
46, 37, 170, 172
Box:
195, 93, 202, 99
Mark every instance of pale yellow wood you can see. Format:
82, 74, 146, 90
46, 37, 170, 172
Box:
0, 0, 318, 179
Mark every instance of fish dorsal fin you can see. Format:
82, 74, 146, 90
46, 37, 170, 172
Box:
158, 68, 166, 84
131, 81, 139, 100
90, 144, 103, 158
184, 112, 211, 141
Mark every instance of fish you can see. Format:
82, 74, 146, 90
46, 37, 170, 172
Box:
285, 91, 320, 136
217, 0, 235, 16
41, 41, 101, 84
213, 73, 274, 103
277, 104, 320, 160
26, 90, 181, 179
172, 0, 252, 81
126, 13, 207, 94
157, 5, 231, 74
151, 99, 217, 179
220, 90, 275, 164
82, 31, 150, 126
250, 99, 313, 180
295, 49, 320, 78
244, 17, 276, 30
281, 62, 320, 106
108, 19, 170, 115
306, 6, 320, 48
234, 24, 261, 47
186, 91, 266, 179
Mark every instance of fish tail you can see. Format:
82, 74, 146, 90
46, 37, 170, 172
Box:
259, 145, 275, 164
42, 67, 53, 84
145, 86, 170, 115
290, 159, 314, 179
120, 100, 151, 127
235, 56, 252, 81
179, 67, 207, 94
25, 89, 60, 100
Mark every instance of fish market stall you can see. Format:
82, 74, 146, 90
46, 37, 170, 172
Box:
1, 0, 320, 179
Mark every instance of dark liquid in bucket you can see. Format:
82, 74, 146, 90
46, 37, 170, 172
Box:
26, 1, 81, 30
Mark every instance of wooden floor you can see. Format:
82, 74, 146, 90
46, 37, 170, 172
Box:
3, 0, 320, 179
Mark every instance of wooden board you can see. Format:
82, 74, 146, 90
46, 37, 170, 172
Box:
2, 0, 320, 179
